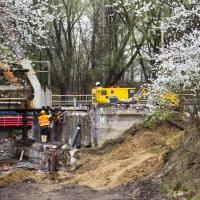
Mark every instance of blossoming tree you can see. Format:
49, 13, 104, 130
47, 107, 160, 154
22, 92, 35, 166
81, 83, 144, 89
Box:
150, 0, 200, 113
0, 0, 54, 61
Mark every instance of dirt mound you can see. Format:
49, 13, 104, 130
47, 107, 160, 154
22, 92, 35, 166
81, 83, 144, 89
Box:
160, 125, 200, 198
0, 170, 48, 187
66, 123, 183, 189
0, 123, 183, 192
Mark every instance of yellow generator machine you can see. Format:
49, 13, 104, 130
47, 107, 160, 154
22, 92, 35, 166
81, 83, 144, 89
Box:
92, 87, 135, 105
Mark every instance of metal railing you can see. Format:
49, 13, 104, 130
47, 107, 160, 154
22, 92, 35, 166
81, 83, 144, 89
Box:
51, 93, 200, 109
52, 94, 92, 108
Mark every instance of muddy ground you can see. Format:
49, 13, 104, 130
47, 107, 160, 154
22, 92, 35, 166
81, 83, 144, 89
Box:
0, 123, 184, 200
0, 180, 167, 200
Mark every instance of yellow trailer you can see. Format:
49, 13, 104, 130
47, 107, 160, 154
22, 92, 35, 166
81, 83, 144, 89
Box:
92, 87, 135, 105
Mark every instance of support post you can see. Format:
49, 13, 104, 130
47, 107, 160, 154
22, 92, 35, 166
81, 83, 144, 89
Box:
22, 111, 28, 142
73, 97, 77, 109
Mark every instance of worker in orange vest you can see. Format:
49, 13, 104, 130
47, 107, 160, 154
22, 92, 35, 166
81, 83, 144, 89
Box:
38, 110, 51, 143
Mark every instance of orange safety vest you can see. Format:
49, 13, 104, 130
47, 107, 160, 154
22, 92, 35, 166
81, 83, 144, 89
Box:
38, 115, 50, 127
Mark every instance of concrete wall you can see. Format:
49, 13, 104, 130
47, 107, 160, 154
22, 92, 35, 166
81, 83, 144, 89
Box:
91, 108, 144, 146
61, 111, 91, 146
60, 108, 144, 147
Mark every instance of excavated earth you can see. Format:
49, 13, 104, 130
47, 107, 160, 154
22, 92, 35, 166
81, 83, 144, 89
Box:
0, 123, 184, 200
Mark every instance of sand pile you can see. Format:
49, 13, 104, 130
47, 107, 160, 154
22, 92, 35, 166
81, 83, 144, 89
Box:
0, 170, 49, 187
67, 124, 183, 189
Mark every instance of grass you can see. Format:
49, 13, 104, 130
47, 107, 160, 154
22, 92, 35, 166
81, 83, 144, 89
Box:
192, 194, 200, 200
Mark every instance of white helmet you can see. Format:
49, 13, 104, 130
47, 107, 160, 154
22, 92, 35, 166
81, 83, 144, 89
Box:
96, 82, 100, 86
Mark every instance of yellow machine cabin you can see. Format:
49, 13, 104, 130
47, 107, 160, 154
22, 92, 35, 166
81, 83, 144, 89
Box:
92, 87, 135, 105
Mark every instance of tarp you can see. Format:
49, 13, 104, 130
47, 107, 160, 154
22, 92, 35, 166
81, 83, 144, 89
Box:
0, 116, 32, 127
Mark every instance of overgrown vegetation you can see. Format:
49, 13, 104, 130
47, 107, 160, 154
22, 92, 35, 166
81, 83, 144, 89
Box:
159, 125, 200, 199
144, 108, 178, 128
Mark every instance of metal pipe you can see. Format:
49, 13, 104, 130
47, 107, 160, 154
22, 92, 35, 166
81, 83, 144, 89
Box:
70, 124, 81, 148
0, 98, 26, 100
0, 101, 21, 104
52, 95, 92, 97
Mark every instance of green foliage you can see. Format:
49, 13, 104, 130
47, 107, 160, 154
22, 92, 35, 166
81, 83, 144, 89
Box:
144, 107, 178, 128
192, 194, 200, 200
159, 181, 168, 194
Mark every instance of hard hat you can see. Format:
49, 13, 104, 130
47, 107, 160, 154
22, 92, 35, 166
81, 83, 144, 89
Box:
40, 110, 45, 114
96, 82, 100, 86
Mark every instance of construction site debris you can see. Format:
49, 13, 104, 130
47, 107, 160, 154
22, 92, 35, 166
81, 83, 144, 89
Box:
16, 161, 37, 170
0, 124, 183, 190
0, 123, 185, 200
0, 138, 13, 161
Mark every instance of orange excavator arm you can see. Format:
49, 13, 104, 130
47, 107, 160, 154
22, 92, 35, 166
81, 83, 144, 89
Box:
0, 62, 18, 85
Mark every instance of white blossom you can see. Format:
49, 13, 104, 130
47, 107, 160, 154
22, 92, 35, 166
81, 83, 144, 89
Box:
150, 0, 200, 109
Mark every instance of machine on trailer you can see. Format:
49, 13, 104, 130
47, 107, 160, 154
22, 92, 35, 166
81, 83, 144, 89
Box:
92, 87, 135, 105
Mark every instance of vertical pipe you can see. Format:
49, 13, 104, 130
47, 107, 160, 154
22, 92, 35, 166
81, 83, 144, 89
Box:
70, 124, 81, 148
73, 97, 77, 109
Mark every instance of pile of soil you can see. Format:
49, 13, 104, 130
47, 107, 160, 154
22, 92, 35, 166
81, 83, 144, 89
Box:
66, 123, 183, 189
0, 170, 49, 187
160, 125, 200, 198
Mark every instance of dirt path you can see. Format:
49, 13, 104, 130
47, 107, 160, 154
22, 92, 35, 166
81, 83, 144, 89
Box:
0, 180, 168, 200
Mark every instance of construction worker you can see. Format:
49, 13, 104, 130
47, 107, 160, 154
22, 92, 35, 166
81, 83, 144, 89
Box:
38, 110, 51, 143
95, 82, 102, 88
51, 108, 64, 142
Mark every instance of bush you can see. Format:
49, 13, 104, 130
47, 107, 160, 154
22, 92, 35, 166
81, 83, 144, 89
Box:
144, 107, 178, 128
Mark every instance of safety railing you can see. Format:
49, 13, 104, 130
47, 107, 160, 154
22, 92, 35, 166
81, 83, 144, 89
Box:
52, 93, 200, 109
52, 94, 92, 108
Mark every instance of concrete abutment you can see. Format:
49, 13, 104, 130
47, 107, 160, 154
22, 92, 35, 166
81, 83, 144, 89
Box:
61, 108, 144, 147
